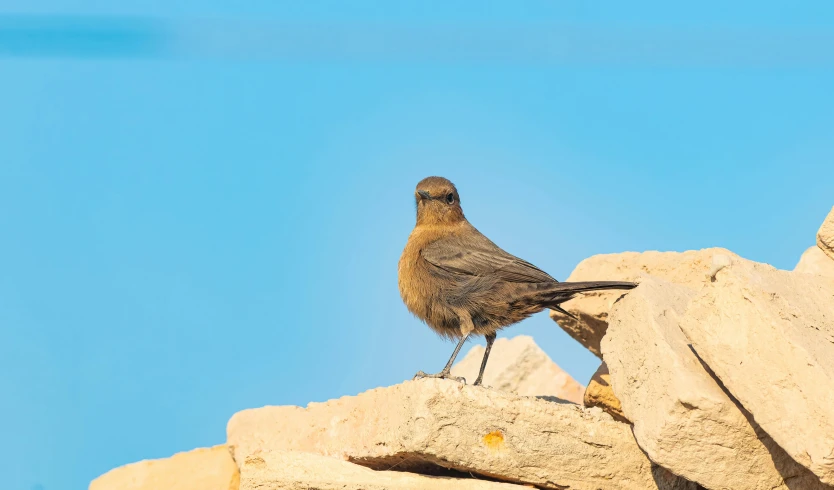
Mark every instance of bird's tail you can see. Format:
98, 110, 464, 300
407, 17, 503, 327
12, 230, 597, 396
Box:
538, 281, 637, 320
546, 280, 637, 294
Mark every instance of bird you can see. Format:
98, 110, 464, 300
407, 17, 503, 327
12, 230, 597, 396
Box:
398, 176, 637, 386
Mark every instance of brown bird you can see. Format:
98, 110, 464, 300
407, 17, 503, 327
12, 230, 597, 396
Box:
398, 176, 636, 386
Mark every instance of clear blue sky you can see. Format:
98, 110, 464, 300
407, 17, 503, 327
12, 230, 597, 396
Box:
2, 2, 833, 489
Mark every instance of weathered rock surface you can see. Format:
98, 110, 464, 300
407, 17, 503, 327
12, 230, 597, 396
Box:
678, 259, 834, 485
583, 362, 627, 423
549, 248, 738, 357
603, 277, 830, 490
227, 378, 696, 490
240, 450, 527, 490
89, 445, 239, 490
818, 206, 834, 260
450, 335, 584, 403
794, 245, 834, 278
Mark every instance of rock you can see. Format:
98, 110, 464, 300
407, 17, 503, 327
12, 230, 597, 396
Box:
583, 362, 628, 423
450, 335, 585, 404
794, 246, 834, 278
240, 450, 528, 490
89, 445, 239, 490
706, 253, 734, 281
603, 277, 831, 490
818, 206, 834, 260
678, 259, 834, 485
549, 248, 738, 357
227, 378, 696, 490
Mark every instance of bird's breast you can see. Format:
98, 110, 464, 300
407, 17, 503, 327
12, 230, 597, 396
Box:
398, 226, 452, 330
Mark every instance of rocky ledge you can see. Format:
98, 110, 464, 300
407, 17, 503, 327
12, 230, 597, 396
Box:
228, 378, 693, 490
90, 207, 834, 490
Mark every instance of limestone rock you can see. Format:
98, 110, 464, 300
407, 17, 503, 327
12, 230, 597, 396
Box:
89, 445, 239, 490
583, 362, 628, 423
240, 450, 528, 490
603, 277, 830, 490
818, 206, 834, 260
678, 259, 834, 485
549, 248, 738, 357
794, 246, 834, 278
450, 335, 584, 404
227, 378, 696, 490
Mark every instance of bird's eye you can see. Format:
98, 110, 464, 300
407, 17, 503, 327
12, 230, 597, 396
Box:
446, 193, 455, 204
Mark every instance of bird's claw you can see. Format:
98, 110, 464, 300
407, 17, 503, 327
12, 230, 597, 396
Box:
413, 370, 466, 384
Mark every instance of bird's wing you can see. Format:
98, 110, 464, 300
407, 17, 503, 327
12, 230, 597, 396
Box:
421, 228, 556, 283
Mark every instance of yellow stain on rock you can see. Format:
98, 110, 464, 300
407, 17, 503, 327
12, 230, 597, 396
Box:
245, 455, 267, 469
482, 430, 505, 451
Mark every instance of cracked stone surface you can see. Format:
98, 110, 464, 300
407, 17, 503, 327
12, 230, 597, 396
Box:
239, 449, 528, 490
678, 259, 834, 486
227, 378, 697, 490
604, 276, 831, 490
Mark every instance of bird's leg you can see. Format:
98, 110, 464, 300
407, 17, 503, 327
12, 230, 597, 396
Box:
473, 332, 496, 387
413, 334, 469, 383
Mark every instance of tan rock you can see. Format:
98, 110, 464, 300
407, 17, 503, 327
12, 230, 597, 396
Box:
549, 248, 738, 357
603, 277, 831, 490
583, 362, 628, 423
818, 206, 834, 260
678, 259, 834, 485
450, 335, 585, 404
240, 450, 528, 490
89, 445, 239, 490
794, 246, 834, 278
227, 379, 696, 490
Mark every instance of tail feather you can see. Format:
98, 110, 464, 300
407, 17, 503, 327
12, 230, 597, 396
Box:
548, 280, 637, 293
540, 280, 637, 313
550, 303, 579, 321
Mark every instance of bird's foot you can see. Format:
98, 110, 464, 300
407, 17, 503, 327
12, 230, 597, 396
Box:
413, 370, 466, 384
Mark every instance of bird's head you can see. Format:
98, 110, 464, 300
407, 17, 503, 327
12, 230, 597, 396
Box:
414, 176, 465, 226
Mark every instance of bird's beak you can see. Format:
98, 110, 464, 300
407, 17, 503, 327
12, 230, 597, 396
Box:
417, 190, 432, 200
